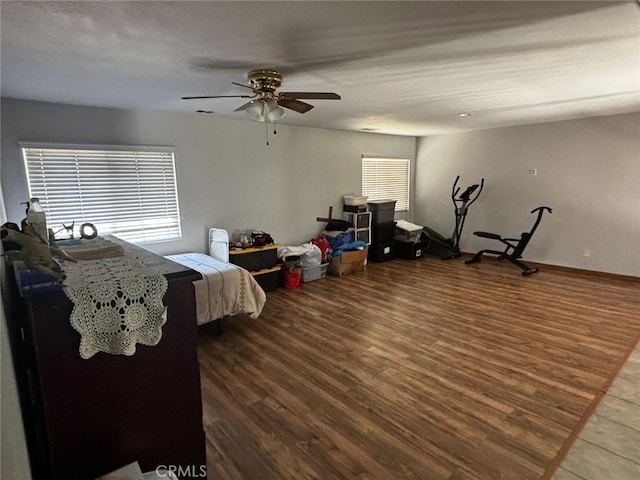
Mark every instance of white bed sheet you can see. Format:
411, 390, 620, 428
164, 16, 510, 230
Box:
165, 252, 266, 325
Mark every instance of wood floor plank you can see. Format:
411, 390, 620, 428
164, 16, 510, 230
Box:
234, 326, 453, 479
197, 255, 640, 479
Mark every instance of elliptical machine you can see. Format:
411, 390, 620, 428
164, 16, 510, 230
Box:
423, 176, 484, 259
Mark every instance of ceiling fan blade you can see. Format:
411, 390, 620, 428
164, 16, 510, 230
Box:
182, 94, 254, 100
232, 81, 255, 91
234, 100, 258, 112
277, 97, 314, 114
280, 92, 341, 100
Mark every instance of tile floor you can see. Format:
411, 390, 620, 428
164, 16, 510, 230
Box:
551, 342, 640, 480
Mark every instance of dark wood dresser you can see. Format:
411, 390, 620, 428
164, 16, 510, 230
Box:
2, 237, 207, 480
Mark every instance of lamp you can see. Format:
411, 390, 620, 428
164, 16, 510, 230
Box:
245, 98, 286, 122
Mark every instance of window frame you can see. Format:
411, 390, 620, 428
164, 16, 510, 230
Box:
21, 142, 182, 245
361, 156, 411, 212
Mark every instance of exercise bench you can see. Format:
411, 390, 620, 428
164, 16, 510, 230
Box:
465, 206, 552, 275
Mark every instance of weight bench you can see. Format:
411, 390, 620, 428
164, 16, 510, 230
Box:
465, 206, 552, 275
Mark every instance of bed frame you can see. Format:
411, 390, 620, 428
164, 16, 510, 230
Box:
165, 229, 266, 333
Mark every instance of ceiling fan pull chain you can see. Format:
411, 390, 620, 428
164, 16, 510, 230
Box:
265, 120, 269, 146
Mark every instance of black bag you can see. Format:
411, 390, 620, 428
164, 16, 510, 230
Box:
251, 231, 274, 247
325, 219, 353, 231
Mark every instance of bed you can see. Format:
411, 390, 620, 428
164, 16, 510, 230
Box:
165, 229, 266, 326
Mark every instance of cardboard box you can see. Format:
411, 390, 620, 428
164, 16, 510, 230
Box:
329, 248, 368, 276
13, 260, 63, 296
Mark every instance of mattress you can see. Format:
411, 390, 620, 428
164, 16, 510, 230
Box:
165, 252, 266, 325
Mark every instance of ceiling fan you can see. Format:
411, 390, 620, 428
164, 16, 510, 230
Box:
182, 68, 341, 122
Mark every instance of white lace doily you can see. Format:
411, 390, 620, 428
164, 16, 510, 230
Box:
61, 255, 168, 359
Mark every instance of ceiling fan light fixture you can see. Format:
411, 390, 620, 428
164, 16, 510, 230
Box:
245, 98, 286, 122
265, 99, 285, 122
245, 100, 265, 121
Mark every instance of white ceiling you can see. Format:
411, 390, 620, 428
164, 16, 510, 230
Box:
2, 1, 639, 136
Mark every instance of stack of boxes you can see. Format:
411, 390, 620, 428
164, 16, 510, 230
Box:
329, 195, 371, 276
394, 220, 428, 259
367, 199, 397, 262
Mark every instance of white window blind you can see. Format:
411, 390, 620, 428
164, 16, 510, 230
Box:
362, 157, 410, 212
22, 144, 182, 244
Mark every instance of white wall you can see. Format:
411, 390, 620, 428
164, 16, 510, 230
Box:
1, 101, 637, 480
415, 112, 640, 277
3, 99, 637, 277
0, 98, 416, 479
1, 98, 416, 255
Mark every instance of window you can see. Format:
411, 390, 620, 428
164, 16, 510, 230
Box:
361, 157, 410, 212
22, 143, 182, 244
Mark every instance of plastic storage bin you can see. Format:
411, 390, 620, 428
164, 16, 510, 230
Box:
394, 228, 422, 243
372, 221, 396, 244
395, 240, 429, 259
229, 245, 278, 271
394, 220, 423, 243
368, 200, 396, 224
344, 195, 368, 206
368, 242, 395, 262
252, 266, 280, 292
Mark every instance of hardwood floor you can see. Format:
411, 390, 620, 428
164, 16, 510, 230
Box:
197, 255, 640, 480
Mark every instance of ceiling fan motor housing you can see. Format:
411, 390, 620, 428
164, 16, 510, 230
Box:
248, 69, 283, 95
